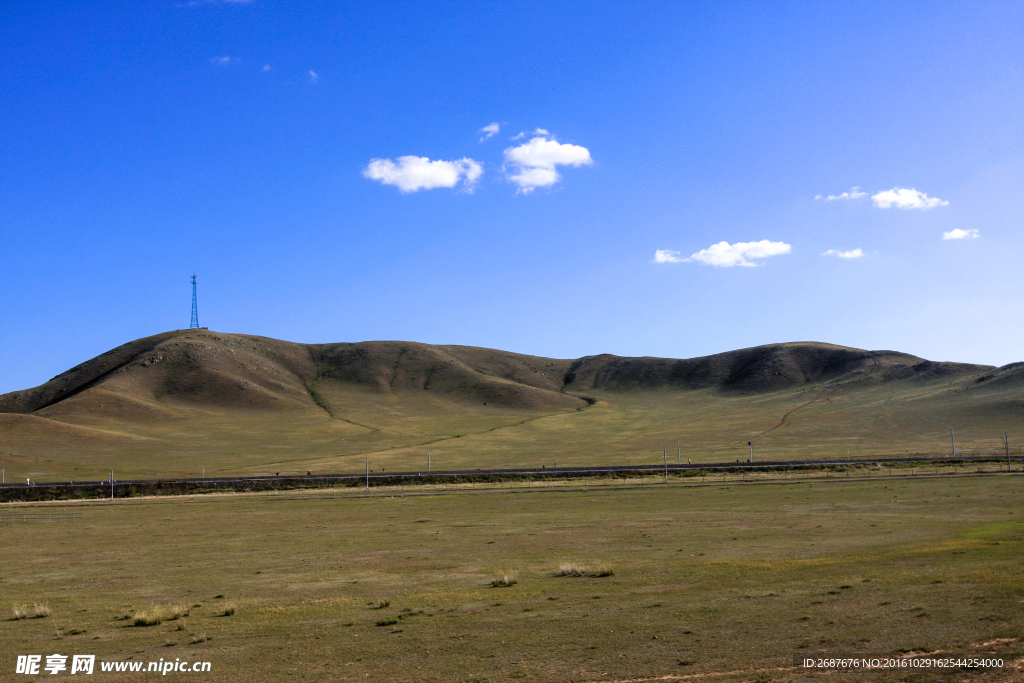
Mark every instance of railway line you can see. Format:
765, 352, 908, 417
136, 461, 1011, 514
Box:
1, 453, 1020, 503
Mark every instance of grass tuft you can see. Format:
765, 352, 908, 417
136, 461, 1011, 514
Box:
168, 605, 190, 620
221, 606, 236, 617
555, 563, 613, 578
376, 618, 399, 627
32, 604, 51, 619
189, 634, 210, 644
11, 605, 29, 621
490, 573, 518, 587
133, 611, 163, 627
372, 599, 390, 609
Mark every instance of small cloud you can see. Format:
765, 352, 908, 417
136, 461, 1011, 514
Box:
822, 248, 865, 259
942, 228, 979, 240
211, 56, 239, 66
362, 156, 483, 193
511, 128, 550, 141
262, 63, 272, 72
653, 249, 687, 263
872, 187, 948, 210
479, 122, 500, 142
308, 70, 319, 83
503, 132, 592, 194
816, 187, 867, 201
689, 240, 791, 267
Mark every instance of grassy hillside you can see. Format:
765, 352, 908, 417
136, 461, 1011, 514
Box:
0, 329, 1021, 482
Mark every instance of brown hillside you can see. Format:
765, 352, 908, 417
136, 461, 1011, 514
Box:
561, 342, 990, 393
0, 333, 996, 419
307, 341, 580, 412
0, 331, 590, 420
1, 331, 1017, 481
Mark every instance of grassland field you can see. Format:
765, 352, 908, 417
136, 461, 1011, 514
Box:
2, 472, 1022, 682
4, 386, 1021, 485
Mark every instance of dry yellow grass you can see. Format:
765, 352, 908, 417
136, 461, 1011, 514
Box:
555, 563, 614, 577
132, 610, 163, 627
490, 572, 518, 587
1, 474, 1021, 681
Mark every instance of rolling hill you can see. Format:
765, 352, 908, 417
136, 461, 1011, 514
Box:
1, 329, 1020, 481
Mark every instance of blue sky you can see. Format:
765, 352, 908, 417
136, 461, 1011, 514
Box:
1, 1, 1022, 394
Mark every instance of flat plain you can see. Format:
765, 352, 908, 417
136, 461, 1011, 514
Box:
2, 473, 1022, 682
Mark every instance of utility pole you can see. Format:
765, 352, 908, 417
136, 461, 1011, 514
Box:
1004, 432, 1010, 471
202, 467, 205, 478
664, 447, 668, 483
748, 441, 753, 463
110, 470, 114, 500
951, 429, 956, 458
677, 441, 681, 465
428, 451, 431, 473
2, 468, 4, 484
365, 459, 369, 491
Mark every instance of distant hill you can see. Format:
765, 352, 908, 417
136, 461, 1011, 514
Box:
0, 330, 1019, 481
0, 331, 994, 415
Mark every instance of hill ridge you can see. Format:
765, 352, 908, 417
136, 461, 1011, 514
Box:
2, 330, 1021, 482
0, 331, 999, 417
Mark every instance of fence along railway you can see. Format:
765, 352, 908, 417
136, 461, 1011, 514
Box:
0, 453, 1020, 503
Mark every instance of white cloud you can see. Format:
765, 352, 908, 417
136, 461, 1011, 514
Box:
942, 228, 979, 240
362, 156, 483, 193
511, 128, 550, 141
822, 248, 865, 259
503, 133, 592, 194
872, 187, 948, 209
815, 187, 867, 201
211, 56, 239, 66
308, 70, 319, 83
689, 240, 792, 267
653, 249, 686, 263
479, 122, 500, 142
262, 63, 272, 72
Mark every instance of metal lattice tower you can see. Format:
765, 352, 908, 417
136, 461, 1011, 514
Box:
190, 274, 199, 329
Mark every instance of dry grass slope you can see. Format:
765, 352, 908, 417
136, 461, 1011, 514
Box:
1, 330, 1020, 482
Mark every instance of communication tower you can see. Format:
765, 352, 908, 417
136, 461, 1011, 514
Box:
190, 274, 199, 329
